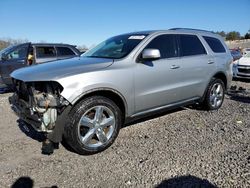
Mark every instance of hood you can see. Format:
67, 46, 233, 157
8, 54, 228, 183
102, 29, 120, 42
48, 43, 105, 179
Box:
11, 57, 114, 82
238, 57, 250, 66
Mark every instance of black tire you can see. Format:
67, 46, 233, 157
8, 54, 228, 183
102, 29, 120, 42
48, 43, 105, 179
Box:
202, 78, 225, 110
64, 96, 122, 155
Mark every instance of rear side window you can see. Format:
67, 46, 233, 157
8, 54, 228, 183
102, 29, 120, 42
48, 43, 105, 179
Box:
57, 47, 76, 56
203, 36, 226, 53
178, 35, 206, 56
36, 47, 56, 58
145, 34, 178, 59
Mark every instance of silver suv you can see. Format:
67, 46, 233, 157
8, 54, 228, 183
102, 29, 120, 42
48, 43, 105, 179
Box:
9, 28, 233, 155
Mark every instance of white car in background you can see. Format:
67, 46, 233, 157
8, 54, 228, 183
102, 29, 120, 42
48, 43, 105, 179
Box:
233, 52, 250, 79
243, 48, 250, 55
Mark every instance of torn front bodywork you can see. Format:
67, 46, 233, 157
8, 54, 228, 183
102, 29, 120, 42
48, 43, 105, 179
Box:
9, 80, 70, 134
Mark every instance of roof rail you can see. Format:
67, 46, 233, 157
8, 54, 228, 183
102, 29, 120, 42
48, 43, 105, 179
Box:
169, 28, 212, 33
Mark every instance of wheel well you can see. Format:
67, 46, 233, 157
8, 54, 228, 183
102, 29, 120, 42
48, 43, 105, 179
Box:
213, 72, 227, 88
76, 90, 126, 122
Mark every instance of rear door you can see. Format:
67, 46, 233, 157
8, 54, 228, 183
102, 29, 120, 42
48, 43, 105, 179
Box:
35, 46, 57, 63
202, 36, 230, 82
0, 43, 30, 85
175, 34, 216, 100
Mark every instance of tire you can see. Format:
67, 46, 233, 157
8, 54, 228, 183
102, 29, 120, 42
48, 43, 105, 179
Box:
64, 96, 122, 155
202, 78, 225, 110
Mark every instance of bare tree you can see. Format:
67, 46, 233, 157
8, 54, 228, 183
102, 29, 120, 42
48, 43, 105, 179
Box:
0, 38, 29, 50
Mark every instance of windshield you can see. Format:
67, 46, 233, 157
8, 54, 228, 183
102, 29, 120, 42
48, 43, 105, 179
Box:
243, 53, 250, 58
0, 44, 18, 58
82, 34, 148, 59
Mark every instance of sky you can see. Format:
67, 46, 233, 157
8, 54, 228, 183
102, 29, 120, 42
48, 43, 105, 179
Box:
0, 0, 249, 47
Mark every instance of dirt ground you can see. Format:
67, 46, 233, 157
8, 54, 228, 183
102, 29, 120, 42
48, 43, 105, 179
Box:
0, 80, 249, 188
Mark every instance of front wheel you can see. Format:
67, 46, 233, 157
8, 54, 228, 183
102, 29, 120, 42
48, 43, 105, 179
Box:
202, 78, 225, 110
64, 96, 122, 155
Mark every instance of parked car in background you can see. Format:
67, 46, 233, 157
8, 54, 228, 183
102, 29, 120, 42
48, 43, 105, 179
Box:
233, 52, 250, 79
243, 48, 250, 55
9, 28, 232, 155
80, 49, 88, 55
230, 49, 242, 61
0, 43, 80, 87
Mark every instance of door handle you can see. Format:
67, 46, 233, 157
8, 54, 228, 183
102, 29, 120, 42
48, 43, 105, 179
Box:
18, 59, 26, 64
170, 65, 180, 69
208, 61, 214, 64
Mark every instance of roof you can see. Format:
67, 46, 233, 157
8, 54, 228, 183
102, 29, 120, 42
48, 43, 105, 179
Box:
169, 28, 212, 33
123, 28, 216, 37
31, 43, 76, 47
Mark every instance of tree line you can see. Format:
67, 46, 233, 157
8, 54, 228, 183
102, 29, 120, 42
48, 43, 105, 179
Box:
0, 38, 29, 51
1, 29, 250, 50
215, 29, 250, 40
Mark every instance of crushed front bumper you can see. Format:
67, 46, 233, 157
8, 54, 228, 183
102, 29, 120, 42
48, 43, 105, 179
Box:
9, 93, 43, 132
0, 75, 8, 89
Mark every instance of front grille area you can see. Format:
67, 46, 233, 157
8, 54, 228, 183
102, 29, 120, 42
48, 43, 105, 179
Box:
237, 74, 250, 78
12, 79, 30, 102
237, 65, 250, 75
238, 68, 250, 74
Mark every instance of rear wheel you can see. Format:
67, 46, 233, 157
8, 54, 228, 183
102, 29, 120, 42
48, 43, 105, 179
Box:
64, 96, 122, 155
202, 78, 225, 110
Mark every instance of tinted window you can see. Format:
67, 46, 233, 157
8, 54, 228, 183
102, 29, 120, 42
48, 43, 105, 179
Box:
36, 47, 56, 58
203, 36, 226, 53
0, 45, 18, 58
179, 35, 206, 56
6, 45, 28, 60
57, 47, 75, 56
145, 34, 177, 59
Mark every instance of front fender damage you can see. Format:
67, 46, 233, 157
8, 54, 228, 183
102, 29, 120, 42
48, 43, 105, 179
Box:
9, 80, 71, 143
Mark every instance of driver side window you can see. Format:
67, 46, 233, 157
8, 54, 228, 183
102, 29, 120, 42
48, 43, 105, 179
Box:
145, 34, 178, 59
7, 46, 28, 60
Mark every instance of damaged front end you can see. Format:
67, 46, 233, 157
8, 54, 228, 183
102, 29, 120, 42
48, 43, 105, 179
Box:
9, 79, 70, 133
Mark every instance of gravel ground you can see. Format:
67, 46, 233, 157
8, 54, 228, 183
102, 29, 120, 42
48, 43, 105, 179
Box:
0, 80, 249, 188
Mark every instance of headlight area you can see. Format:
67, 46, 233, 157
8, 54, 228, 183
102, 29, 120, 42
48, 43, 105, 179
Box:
9, 80, 70, 133
232, 60, 239, 67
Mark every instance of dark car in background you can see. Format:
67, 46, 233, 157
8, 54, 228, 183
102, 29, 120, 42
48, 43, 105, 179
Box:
230, 49, 242, 61
0, 43, 80, 87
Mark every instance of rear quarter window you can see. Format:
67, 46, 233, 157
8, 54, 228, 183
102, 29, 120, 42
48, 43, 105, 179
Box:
178, 35, 206, 57
56, 47, 76, 56
203, 36, 226, 53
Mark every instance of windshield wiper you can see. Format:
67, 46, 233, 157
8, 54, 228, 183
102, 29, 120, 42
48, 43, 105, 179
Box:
85, 55, 113, 59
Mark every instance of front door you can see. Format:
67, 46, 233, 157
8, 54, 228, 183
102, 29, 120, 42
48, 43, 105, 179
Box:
134, 34, 181, 113
0, 43, 30, 85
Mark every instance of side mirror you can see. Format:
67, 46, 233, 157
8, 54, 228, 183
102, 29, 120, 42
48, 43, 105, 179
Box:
142, 49, 161, 60
1, 54, 7, 61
